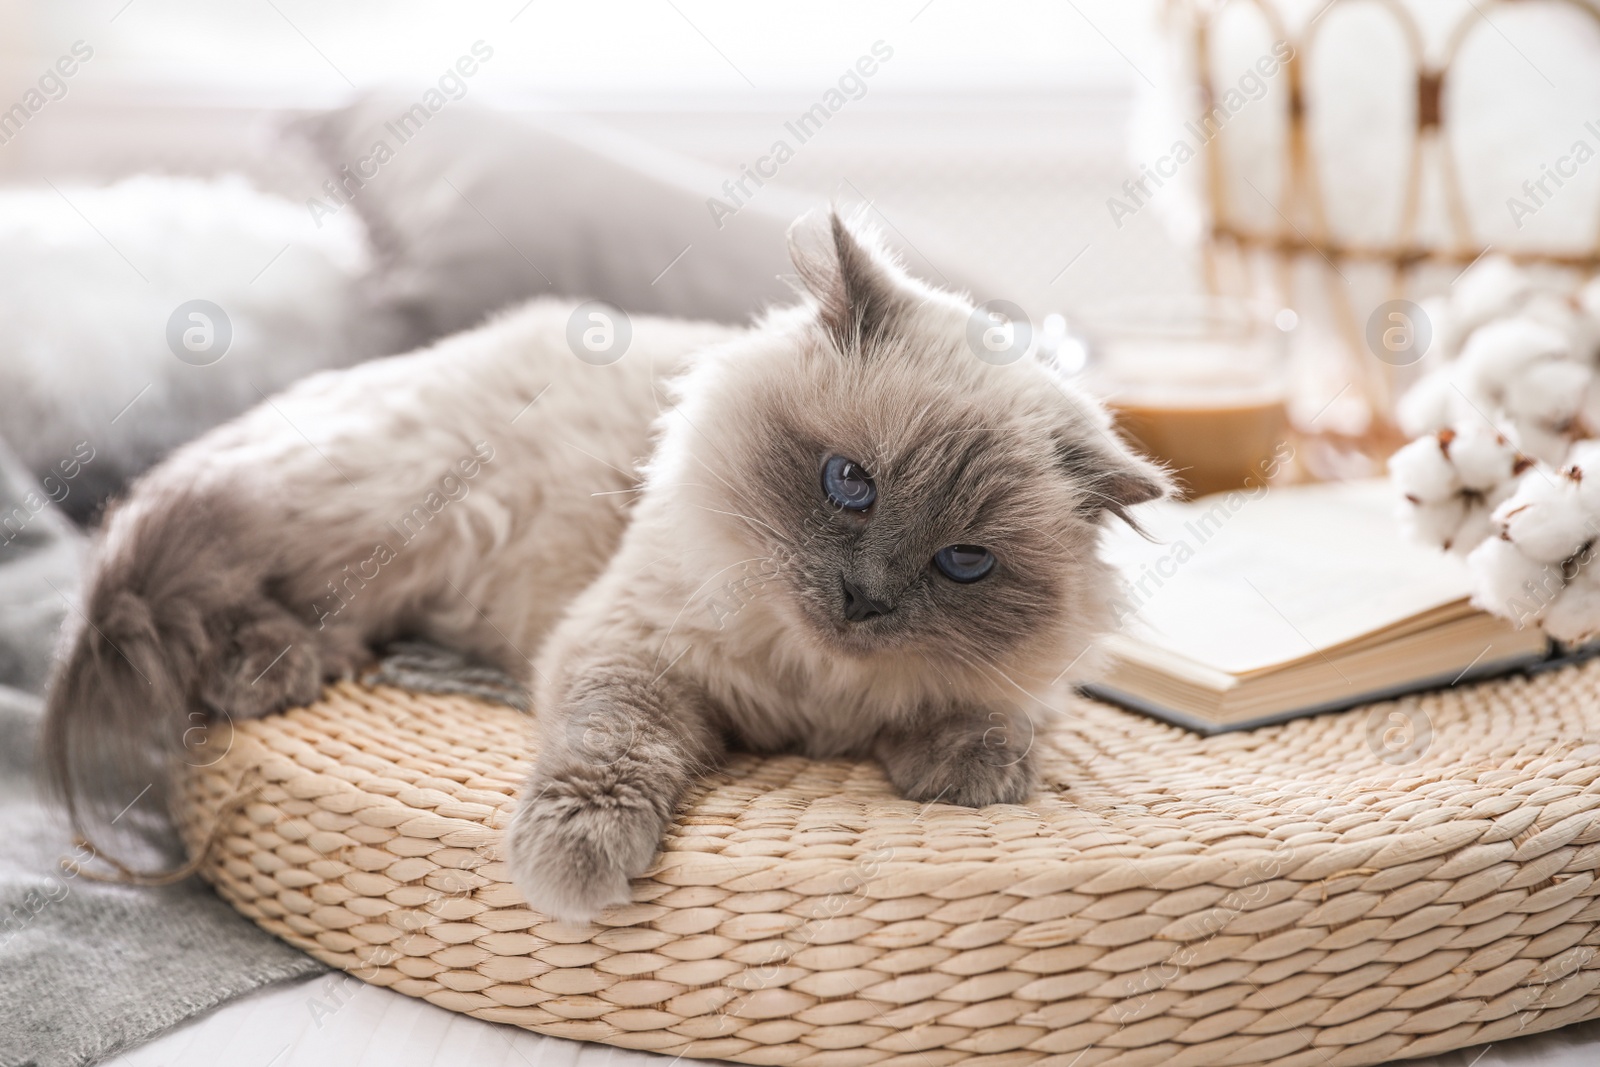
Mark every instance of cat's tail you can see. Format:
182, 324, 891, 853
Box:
41, 490, 314, 866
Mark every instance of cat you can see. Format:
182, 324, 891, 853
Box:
43, 212, 1168, 923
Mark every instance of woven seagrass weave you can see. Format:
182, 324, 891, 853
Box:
176, 661, 1600, 1067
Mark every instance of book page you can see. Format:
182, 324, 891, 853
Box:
1099, 479, 1479, 676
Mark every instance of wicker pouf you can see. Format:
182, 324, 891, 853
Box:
176, 660, 1600, 1067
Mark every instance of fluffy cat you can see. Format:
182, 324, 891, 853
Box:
43, 213, 1167, 923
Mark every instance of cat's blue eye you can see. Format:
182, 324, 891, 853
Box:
822, 455, 876, 511
933, 544, 995, 583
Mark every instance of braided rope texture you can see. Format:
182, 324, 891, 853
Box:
176, 661, 1600, 1067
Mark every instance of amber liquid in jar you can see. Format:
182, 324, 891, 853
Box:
1089, 324, 1289, 499
1109, 395, 1289, 499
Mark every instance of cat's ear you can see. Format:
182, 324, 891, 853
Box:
788, 211, 918, 355
1054, 421, 1172, 530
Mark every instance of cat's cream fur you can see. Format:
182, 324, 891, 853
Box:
44, 214, 1166, 923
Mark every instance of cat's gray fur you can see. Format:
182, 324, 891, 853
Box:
43, 213, 1167, 922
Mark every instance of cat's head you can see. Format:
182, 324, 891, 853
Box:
662, 211, 1169, 695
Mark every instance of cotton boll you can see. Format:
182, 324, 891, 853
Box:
1575, 312, 1600, 369
1577, 275, 1600, 344
1457, 319, 1570, 407
1480, 317, 1570, 364
1492, 472, 1593, 563
1455, 481, 1518, 555
1567, 438, 1600, 470
1417, 296, 1462, 362
1521, 291, 1576, 330
1568, 440, 1600, 514
1584, 385, 1600, 442
1397, 496, 1467, 550
1452, 255, 1534, 330
1445, 423, 1527, 492
1468, 535, 1560, 625
1396, 370, 1463, 438
1524, 292, 1600, 366
1389, 432, 1461, 503
1508, 422, 1577, 468
1541, 564, 1600, 644
1503, 358, 1590, 430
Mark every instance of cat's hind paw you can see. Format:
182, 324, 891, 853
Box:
198, 608, 323, 720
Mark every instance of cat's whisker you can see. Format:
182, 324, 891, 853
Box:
673, 453, 817, 548
1005, 517, 1084, 566
922, 653, 967, 697
668, 407, 772, 501
934, 646, 1049, 764
1073, 484, 1129, 508
651, 555, 775, 668
684, 450, 750, 501
620, 553, 674, 585
689, 502, 790, 545
591, 475, 720, 499
945, 644, 1048, 709
559, 438, 641, 483
947, 639, 1100, 729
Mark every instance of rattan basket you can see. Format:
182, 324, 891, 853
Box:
177, 662, 1600, 1067
1164, 0, 1600, 471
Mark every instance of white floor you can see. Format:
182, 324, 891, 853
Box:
107, 973, 1600, 1067
106, 974, 661, 1067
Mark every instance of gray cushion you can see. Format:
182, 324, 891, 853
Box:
294, 96, 990, 344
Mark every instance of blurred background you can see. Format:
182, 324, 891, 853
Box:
0, 0, 1184, 318
1, 0, 1599, 511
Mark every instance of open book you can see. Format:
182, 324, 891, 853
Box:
1085, 479, 1563, 733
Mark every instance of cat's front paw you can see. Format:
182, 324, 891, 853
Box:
879, 714, 1037, 808
905, 750, 1035, 808
504, 777, 665, 924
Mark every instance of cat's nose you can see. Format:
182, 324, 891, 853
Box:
841, 577, 894, 622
